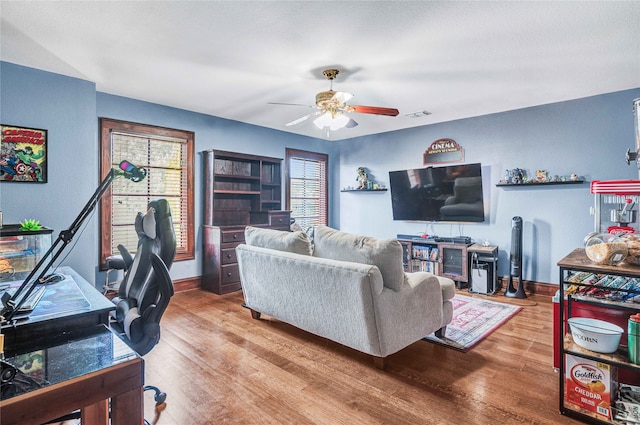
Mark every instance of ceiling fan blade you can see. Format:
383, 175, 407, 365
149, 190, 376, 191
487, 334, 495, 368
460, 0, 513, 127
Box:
286, 111, 320, 126
268, 102, 316, 108
347, 105, 399, 116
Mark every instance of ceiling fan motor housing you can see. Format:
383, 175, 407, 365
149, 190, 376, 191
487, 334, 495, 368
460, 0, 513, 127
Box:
316, 90, 339, 109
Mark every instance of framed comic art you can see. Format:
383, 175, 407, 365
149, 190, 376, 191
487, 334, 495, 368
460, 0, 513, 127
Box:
0, 125, 48, 183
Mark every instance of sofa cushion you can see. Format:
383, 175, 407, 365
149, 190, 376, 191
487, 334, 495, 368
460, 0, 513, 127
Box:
312, 226, 405, 291
244, 226, 312, 256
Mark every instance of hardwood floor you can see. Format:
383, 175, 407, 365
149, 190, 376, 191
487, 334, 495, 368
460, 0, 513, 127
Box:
142, 289, 583, 425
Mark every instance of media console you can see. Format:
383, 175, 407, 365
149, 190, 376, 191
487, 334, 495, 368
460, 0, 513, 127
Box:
397, 235, 498, 294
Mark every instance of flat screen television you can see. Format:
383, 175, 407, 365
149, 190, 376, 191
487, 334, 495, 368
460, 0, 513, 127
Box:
389, 163, 485, 222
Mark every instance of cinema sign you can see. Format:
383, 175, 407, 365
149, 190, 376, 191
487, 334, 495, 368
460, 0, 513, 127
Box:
423, 138, 464, 165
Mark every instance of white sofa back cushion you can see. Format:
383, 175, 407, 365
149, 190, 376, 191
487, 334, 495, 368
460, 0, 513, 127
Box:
312, 226, 405, 291
245, 226, 312, 256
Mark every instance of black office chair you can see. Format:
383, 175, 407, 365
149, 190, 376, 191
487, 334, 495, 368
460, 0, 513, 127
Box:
44, 199, 176, 424
111, 199, 176, 353
110, 199, 176, 405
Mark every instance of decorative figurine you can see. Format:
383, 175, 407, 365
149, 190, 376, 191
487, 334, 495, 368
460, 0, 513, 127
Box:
570, 173, 579, 181
356, 167, 369, 189
535, 170, 548, 183
502, 169, 511, 184
511, 168, 524, 184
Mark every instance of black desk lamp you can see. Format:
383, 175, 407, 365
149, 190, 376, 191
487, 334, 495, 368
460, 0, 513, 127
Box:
0, 160, 146, 324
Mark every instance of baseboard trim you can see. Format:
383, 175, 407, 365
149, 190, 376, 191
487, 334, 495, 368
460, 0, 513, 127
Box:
176, 275, 557, 297
174, 276, 202, 292
496, 277, 557, 297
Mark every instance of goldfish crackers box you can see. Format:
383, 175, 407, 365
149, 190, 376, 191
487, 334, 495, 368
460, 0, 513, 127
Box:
565, 354, 618, 419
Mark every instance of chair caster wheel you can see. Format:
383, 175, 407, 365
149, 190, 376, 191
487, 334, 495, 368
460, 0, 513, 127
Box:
155, 391, 167, 404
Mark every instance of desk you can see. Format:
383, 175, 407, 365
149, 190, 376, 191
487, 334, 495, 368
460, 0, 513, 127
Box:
1, 266, 115, 351
0, 325, 144, 425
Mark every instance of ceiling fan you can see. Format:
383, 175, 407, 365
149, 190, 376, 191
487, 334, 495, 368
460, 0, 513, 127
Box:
269, 69, 399, 132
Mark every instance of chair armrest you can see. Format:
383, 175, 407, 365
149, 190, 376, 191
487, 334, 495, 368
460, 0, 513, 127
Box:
117, 244, 134, 270
144, 253, 174, 325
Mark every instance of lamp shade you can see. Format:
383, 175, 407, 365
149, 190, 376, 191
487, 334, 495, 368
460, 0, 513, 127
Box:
314, 112, 350, 130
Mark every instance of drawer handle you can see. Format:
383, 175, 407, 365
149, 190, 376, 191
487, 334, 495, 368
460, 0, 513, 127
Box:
227, 272, 232, 277
233, 234, 238, 239
278, 218, 283, 223
226, 254, 232, 259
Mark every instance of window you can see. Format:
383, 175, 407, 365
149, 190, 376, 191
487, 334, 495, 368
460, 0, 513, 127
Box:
286, 148, 328, 230
99, 118, 194, 266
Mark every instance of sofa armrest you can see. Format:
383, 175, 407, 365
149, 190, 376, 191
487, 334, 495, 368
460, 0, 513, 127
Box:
373, 271, 449, 356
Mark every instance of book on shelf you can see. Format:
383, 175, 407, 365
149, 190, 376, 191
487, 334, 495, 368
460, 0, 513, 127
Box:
412, 245, 431, 260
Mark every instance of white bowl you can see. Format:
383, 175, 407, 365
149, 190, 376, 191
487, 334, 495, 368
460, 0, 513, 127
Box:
568, 317, 624, 353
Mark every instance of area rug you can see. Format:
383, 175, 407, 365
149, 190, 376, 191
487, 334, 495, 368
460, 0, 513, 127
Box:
423, 294, 521, 352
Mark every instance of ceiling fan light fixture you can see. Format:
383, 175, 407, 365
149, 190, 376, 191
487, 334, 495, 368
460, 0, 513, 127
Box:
313, 111, 350, 130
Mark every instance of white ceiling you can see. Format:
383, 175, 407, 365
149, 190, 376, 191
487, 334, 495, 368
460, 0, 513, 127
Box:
1, 1, 639, 141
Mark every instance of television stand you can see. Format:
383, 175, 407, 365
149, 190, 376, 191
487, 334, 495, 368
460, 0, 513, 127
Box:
398, 236, 471, 285
398, 237, 498, 293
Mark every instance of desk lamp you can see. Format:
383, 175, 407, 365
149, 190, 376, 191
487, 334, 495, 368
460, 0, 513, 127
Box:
0, 160, 146, 324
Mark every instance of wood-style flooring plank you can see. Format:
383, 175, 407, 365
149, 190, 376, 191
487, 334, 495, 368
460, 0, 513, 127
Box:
143, 289, 582, 425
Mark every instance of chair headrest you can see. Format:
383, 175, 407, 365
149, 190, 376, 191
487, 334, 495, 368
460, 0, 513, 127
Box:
134, 207, 157, 240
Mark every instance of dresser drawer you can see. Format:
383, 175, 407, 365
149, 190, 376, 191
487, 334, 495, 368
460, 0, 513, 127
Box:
221, 230, 245, 243
268, 212, 290, 228
221, 264, 240, 284
221, 248, 237, 265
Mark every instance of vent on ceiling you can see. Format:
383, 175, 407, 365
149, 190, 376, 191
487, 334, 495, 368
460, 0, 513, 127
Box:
405, 110, 432, 118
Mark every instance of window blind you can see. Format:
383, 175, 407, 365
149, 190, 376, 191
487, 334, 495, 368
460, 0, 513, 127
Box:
110, 132, 187, 255
287, 149, 328, 230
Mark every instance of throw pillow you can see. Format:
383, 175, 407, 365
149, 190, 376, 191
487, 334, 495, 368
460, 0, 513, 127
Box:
244, 226, 312, 256
312, 225, 405, 290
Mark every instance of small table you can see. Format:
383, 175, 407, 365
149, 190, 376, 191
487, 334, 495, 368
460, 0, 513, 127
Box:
0, 325, 144, 425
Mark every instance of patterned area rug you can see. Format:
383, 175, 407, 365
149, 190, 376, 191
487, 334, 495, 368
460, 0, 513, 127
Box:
423, 294, 521, 352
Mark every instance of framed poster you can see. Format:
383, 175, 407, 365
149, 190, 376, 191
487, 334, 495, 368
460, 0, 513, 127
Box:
0, 125, 47, 182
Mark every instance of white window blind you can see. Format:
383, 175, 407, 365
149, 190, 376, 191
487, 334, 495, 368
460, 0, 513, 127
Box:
110, 132, 186, 255
287, 149, 328, 230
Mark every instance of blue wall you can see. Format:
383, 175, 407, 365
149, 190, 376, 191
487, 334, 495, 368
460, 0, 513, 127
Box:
2, 61, 639, 286
337, 89, 640, 283
0, 63, 98, 281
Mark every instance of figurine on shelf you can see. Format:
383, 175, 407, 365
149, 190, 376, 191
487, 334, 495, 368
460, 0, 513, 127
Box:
501, 169, 511, 184
356, 167, 369, 189
570, 173, 579, 181
535, 170, 548, 183
511, 168, 524, 184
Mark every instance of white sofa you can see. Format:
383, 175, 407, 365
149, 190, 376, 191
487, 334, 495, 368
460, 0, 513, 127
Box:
235, 225, 455, 369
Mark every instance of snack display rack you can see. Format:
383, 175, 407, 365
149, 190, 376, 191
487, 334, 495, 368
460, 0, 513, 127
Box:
558, 249, 640, 424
